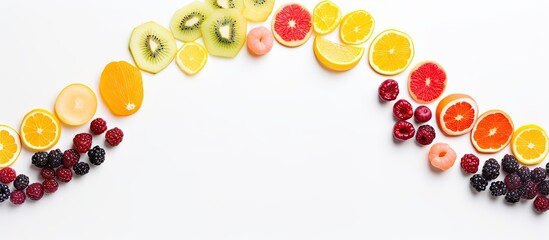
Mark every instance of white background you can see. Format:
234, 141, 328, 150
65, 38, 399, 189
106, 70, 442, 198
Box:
1, 0, 549, 239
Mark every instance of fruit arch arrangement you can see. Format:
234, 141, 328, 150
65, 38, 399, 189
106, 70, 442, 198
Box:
1, 0, 548, 213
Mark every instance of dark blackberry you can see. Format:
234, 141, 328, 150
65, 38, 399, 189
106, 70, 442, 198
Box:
13, 174, 29, 190
505, 173, 522, 190
502, 154, 519, 174
531, 167, 547, 183
88, 145, 106, 166
538, 180, 549, 195
517, 166, 531, 183
482, 158, 500, 181
32, 151, 49, 168
0, 183, 10, 203
489, 181, 507, 197
547, 162, 549, 175
470, 174, 488, 192
522, 180, 538, 200
73, 162, 90, 176
505, 189, 523, 204
47, 148, 63, 168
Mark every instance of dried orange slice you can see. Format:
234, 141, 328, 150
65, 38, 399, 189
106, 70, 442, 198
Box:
20, 109, 61, 151
511, 124, 549, 165
55, 83, 97, 126
436, 94, 478, 136
0, 125, 22, 168
471, 110, 514, 153
99, 61, 144, 117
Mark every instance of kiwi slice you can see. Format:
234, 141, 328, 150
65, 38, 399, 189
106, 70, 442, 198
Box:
129, 21, 177, 74
243, 0, 275, 22
201, 9, 247, 58
206, 0, 244, 11
170, 1, 213, 42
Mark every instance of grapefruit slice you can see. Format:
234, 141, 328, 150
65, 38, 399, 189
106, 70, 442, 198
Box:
0, 124, 22, 169
408, 61, 447, 103
471, 110, 514, 153
511, 124, 549, 165
271, 3, 312, 47
55, 83, 97, 126
436, 93, 478, 136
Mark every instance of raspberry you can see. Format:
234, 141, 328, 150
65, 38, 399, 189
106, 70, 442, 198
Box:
522, 180, 538, 200
378, 79, 399, 101
40, 168, 56, 180
63, 149, 80, 167
414, 105, 432, 123
460, 154, 480, 174
470, 174, 488, 192
0, 167, 17, 184
415, 125, 436, 145
393, 99, 413, 120
517, 166, 531, 183
489, 181, 507, 197
90, 118, 108, 135
505, 189, 523, 204
47, 148, 63, 168
501, 154, 519, 174
393, 120, 415, 141
26, 183, 44, 200
56, 167, 73, 183
534, 196, 549, 213
0, 183, 10, 202
105, 127, 124, 146
538, 180, 549, 195
73, 162, 90, 176
88, 145, 106, 165
32, 151, 49, 168
43, 179, 58, 193
531, 167, 547, 183
73, 133, 93, 153
9, 190, 26, 205
482, 158, 500, 181
13, 174, 29, 190
504, 173, 522, 190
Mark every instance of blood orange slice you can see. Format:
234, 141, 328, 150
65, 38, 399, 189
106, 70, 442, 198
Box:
436, 93, 478, 136
408, 61, 447, 103
271, 3, 312, 47
471, 110, 514, 153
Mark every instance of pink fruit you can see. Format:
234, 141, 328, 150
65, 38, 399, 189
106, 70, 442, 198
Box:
247, 26, 274, 56
271, 3, 313, 47
428, 143, 457, 171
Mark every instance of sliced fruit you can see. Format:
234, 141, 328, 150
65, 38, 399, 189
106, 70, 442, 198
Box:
20, 109, 61, 151
471, 110, 514, 153
170, 1, 214, 42
201, 9, 247, 58
247, 26, 274, 56
243, 0, 275, 22
206, 0, 244, 11
271, 3, 313, 47
0, 125, 22, 169
312, 0, 341, 35
436, 93, 478, 136
175, 42, 208, 75
511, 124, 549, 165
428, 143, 457, 171
100, 61, 144, 116
54, 83, 97, 126
339, 10, 375, 45
368, 29, 414, 76
313, 36, 364, 71
408, 61, 447, 103
129, 21, 177, 74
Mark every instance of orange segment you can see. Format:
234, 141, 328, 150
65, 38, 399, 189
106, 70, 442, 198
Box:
0, 125, 22, 168
99, 61, 144, 116
511, 124, 549, 165
55, 83, 97, 126
20, 109, 61, 151
436, 94, 478, 136
471, 110, 514, 153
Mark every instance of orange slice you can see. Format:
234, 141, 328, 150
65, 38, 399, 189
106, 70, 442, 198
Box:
0, 125, 22, 168
471, 110, 514, 153
55, 83, 97, 126
99, 61, 144, 117
511, 124, 549, 165
20, 109, 61, 151
436, 94, 479, 136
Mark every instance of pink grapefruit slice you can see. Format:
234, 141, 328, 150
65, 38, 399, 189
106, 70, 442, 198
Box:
435, 93, 479, 136
408, 61, 447, 103
271, 3, 312, 48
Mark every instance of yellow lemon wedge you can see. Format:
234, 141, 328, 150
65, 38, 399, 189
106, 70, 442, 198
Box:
313, 36, 365, 72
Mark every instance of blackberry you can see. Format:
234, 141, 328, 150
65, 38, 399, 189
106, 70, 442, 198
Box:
538, 180, 549, 195
489, 181, 507, 197
522, 180, 538, 200
531, 167, 547, 183
502, 154, 519, 174
73, 162, 90, 176
0, 183, 10, 203
505, 173, 522, 190
88, 145, 106, 166
547, 162, 549, 175
32, 151, 49, 168
460, 154, 480, 174
13, 174, 29, 190
470, 174, 488, 192
47, 148, 63, 168
505, 189, 523, 204
517, 166, 531, 183
482, 158, 500, 181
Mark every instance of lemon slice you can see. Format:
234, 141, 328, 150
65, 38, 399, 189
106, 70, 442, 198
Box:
312, 0, 341, 35
0, 125, 22, 168
368, 29, 414, 76
20, 109, 61, 151
511, 124, 549, 165
176, 42, 208, 75
313, 36, 365, 72
339, 10, 375, 45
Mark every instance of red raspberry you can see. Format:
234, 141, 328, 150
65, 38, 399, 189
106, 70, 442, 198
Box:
40, 168, 56, 180
56, 167, 73, 183
0, 167, 16, 184
534, 196, 549, 213
26, 183, 44, 200
105, 127, 124, 146
415, 125, 436, 145
393, 99, 414, 120
460, 154, 480, 174
10, 190, 26, 205
393, 120, 415, 141
43, 179, 59, 193
90, 118, 108, 135
63, 149, 80, 167
378, 79, 399, 101
73, 133, 92, 153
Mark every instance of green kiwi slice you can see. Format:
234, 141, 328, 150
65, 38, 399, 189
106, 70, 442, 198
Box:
170, 1, 213, 42
206, 0, 244, 11
201, 9, 247, 58
243, 0, 275, 22
129, 21, 177, 74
